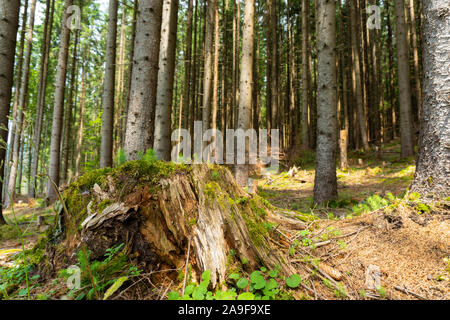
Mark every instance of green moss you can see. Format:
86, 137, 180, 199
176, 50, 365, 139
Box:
0, 224, 21, 241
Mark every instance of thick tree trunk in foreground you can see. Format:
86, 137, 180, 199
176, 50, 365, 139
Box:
0, 0, 20, 224
100, 0, 118, 168
57, 164, 303, 287
394, 0, 415, 158
154, 0, 179, 161
46, 0, 73, 201
313, 0, 338, 204
235, 0, 255, 187
124, 0, 163, 160
411, 0, 450, 198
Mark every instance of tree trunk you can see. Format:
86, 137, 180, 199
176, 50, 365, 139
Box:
300, 0, 310, 150
313, 0, 337, 204
350, 0, 369, 151
154, 0, 179, 161
182, 0, 193, 131
269, 0, 278, 131
394, 0, 414, 157
234, 0, 255, 187
30, 0, 55, 198
100, 0, 118, 168
124, 0, 163, 160
0, 0, 20, 224
411, 0, 450, 198
75, 47, 88, 178
46, 0, 73, 201
201, 0, 216, 137
7, 0, 37, 206
61, 28, 80, 183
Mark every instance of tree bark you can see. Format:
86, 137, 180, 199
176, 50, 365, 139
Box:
411, 0, 450, 198
300, 0, 310, 150
100, 0, 118, 168
30, 0, 55, 198
7, 0, 37, 206
234, 0, 255, 187
0, 0, 20, 224
154, 0, 179, 160
46, 0, 73, 201
394, 0, 415, 157
124, 0, 163, 160
350, 0, 369, 151
313, 0, 338, 204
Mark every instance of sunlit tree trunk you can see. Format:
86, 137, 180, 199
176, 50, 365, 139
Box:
235, 0, 255, 187
0, 0, 20, 223
154, 0, 179, 160
411, 0, 450, 197
394, 0, 414, 157
46, 0, 73, 201
124, 0, 163, 160
313, 0, 337, 204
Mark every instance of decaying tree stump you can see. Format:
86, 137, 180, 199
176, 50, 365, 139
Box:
50, 161, 306, 287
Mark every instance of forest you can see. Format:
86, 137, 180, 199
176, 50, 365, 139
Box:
0, 0, 448, 301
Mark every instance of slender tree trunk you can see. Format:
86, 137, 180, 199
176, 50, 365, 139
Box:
408, 0, 421, 124
75, 47, 88, 177
0, 0, 20, 224
300, 0, 310, 149
154, 0, 179, 160
313, 0, 337, 204
235, 0, 255, 187
201, 0, 216, 139
7, 0, 37, 206
182, 0, 193, 131
269, 0, 278, 131
385, 0, 397, 140
124, 0, 163, 160
211, 2, 219, 133
350, 0, 369, 151
30, 0, 55, 198
46, 0, 73, 201
121, 0, 138, 150
61, 29, 79, 183
411, 0, 450, 197
100, 0, 118, 168
394, 0, 414, 157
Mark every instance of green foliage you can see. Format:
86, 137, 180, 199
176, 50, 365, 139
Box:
285, 274, 302, 288
114, 149, 127, 167
169, 267, 295, 300
0, 224, 21, 241
350, 194, 391, 216
58, 243, 141, 300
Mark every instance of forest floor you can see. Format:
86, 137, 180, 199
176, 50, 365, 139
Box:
0, 139, 449, 300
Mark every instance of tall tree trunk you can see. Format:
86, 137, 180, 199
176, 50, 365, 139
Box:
408, 0, 422, 125
385, 0, 397, 140
61, 28, 80, 183
7, 0, 37, 206
411, 0, 450, 198
100, 0, 118, 168
211, 2, 219, 134
124, 0, 163, 160
234, 0, 255, 187
75, 47, 88, 177
30, 0, 55, 198
6, 0, 28, 194
313, 0, 337, 204
350, 0, 369, 151
182, 0, 193, 131
269, 0, 278, 131
300, 0, 310, 149
201, 0, 216, 139
154, 0, 179, 160
394, 0, 414, 157
46, 0, 73, 201
0, 0, 20, 224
